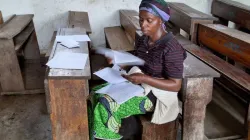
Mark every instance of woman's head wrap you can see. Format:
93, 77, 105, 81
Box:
139, 0, 170, 22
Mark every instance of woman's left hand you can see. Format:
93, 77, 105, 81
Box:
122, 73, 146, 85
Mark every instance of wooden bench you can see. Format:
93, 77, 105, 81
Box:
120, 10, 141, 41
104, 26, 134, 52
47, 28, 91, 140
68, 11, 92, 35
0, 14, 45, 95
168, 2, 218, 43
212, 0, 250, 31
196, 23, 250, 139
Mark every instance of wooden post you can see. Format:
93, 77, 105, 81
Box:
0, 11, 3, 24
181, 77, 213, 140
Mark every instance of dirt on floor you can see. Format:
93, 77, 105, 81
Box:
0, 94, 52, 140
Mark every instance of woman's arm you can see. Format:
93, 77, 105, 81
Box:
123, 73, 182, 92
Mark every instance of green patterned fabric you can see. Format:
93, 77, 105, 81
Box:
88, 83, 154, 140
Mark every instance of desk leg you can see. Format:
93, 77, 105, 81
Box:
48, 79, 89, 140
182, 78, 213, 140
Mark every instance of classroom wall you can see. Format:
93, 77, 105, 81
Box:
0, 0, 249, 52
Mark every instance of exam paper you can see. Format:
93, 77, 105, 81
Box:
46, 52, 88, 69
95, 82, 144, 104
56, 35, 91, 42
94, 67, 127, 84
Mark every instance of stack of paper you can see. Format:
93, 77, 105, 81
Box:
93, 67, 144, 104
46, 52, 88, 70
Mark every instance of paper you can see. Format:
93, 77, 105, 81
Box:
56, 35, 91, 42
94, 67, 127, 84
113, 51, 145, 66
95, 82, 144, 104
94, 47, 145, 66
46, 52, 88, 69
60, 39, 80, 48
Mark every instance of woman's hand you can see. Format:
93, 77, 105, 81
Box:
122, 73, 146, 84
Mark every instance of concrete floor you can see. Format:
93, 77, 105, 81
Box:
0, 83, 246, 140
0, 94, 51, 140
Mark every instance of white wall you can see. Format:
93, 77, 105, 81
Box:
0, 0, 249, 52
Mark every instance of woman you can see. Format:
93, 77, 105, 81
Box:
90, 0, 186, 139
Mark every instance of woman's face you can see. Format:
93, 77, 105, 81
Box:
139, 10, 162, 36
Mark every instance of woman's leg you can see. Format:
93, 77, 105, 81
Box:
93, 94, 154, 140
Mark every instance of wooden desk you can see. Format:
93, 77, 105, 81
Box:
47, 28, 91, 140
0, 14, 44, 95
212, 0, 250, 30
168, 2, 218, 43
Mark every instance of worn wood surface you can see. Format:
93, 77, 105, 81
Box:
49, 79, 89, 140
48, 28, 91, 79
22, 61, 45, 90
212, 0, 250, 30
169, 2, 217, 35
23, 31, 40, 60
45, 31, 57, 59
0, 11, 3, 24
198, 24, 250, 68
140, 115, 178, 140
104, 26, 134, 51
181, 77, 214, 140
120, 10, 140, 41
68, 11, 92, 34
0, 15, 34, 39
183, 53, 220, 78
0, 39, 25, 92
184, 43, 250, 93
14, 21, 34, 51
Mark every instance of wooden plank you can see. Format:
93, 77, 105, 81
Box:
22, 61, 45, 90
0, 39, 25, 92
183, 44, 250, 92
45, 31, 57, 58
212, 0, 250, 30
169, 2, 217, 35
140, 115, 178, 140
48, 28, 91, 79
0, 14, 34, 39
198, 24, 250, 68
120, 10, 141, 40
0, 11, 3, 24
169, 3, 218, 20
183, 53, 220, 78
23, 31, 40, 60
104, 26, 134, 51
68, 11, 92, 34
49, 79, 89, 140
14, 21, 35, 51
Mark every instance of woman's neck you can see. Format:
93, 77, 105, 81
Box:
148, 30, 167, 45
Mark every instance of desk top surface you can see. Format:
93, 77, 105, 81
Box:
48, 28, 91, 79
